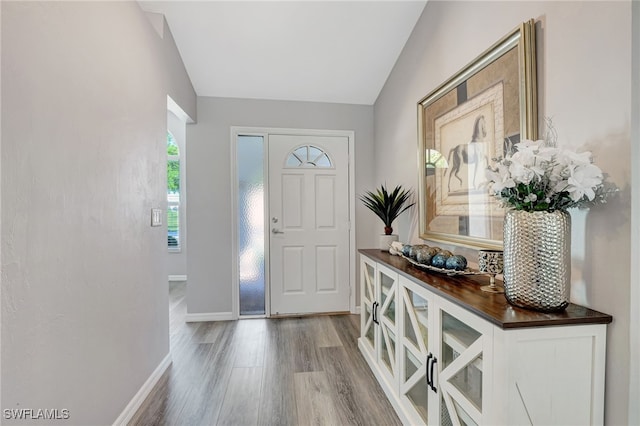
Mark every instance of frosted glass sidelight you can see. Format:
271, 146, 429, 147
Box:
237, 135, 265, 315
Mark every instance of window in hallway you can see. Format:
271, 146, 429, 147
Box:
167, 131, 181, 250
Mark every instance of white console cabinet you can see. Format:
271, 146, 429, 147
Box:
360, 257, 400, 390
359, 250, 611, 426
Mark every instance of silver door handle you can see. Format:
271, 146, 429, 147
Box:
272, 228, 284, 234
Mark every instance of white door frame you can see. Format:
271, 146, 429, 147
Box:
630, 1, 640, 422
230, 127, 356, 319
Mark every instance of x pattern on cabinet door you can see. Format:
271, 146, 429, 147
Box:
378, 265, 398, 382
435, 301, 492, 426
399, 280, 431, 424
358, 253, 609, 426
440, 338, 484, 425
380, 274, 397, 377
361, 259, 376, 352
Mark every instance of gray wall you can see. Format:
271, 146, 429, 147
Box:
1, 2, 195, 424
186, 97, 375, 315
160, 15, 197, 123
373, 1, 632, 424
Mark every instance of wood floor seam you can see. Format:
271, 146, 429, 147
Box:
130, 283, 401, 426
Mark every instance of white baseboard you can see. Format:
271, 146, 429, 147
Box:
168, 275, 187, 282
185, 312, 234, 322
352, 306, 361, 315
113, 353, 172, 425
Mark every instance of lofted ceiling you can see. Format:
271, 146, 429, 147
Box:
138, 1, 427, 105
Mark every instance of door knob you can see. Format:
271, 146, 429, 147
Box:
272, 228, 284, 234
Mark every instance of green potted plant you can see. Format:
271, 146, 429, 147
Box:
360, 184, 415, 251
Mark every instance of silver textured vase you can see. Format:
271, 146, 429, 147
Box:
503, 210, 571, 312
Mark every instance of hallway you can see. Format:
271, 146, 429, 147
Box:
130, 283, 401, 425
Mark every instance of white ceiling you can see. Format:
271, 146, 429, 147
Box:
138, 1, 427, 105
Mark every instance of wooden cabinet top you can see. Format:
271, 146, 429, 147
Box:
360, 249, 612, 329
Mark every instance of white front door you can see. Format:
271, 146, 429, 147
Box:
268, 134, 350, 315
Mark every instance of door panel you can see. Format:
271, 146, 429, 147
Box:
269, 134, 349, 315
315, 175, 336, 228
282, 174, 304, 228
316, 246, 337, 292
282, 246, 304, 293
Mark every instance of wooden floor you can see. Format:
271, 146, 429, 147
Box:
130, 283, 401, 426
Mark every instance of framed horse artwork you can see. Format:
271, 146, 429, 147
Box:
417, 19, 538, 250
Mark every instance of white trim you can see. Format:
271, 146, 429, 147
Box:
230, 130, 270, 320
230, 129, 239, 320
352, 305, 361, 315
113, 353, 172, 426
347, 130, 356, 314
630, 1, 640, 423
167, 95, 194, 124
184, 312, 234, 322
230, 127, 356, 319
168, 275, 187, 282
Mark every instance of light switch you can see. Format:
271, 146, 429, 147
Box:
151, 208, 162, 227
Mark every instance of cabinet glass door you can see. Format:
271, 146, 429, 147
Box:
378, 266, 398, 381
399, 281, 431, 424
379, 269, 396, 327
363, 301, 375, 348
438, 309, 486, 426
360, 258, 376, 352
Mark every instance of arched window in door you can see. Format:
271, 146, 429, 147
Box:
285, 145, 333, 168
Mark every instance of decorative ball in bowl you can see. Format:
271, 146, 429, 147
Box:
408, 244, 429, 259
445, 255, 468, 271
416, 247, 435, 265
431, 253, 451, 268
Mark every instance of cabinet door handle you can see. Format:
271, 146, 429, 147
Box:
372, 302, 379, 325
429, 356, 438, 393
425, 353, 433, 387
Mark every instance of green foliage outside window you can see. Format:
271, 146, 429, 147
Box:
167, 132, 180, 248
167, 208, 179, 233
167, 132, 180, 192
167, 160, 180, 192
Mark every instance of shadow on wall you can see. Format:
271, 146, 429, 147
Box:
583, 184, 630, 304
582, 127, 631, 307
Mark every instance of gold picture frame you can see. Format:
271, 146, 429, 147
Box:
417, 19, 538, 250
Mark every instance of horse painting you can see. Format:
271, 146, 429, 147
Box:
445, 114, 489, 193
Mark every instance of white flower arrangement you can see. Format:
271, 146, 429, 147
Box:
486, 139, 613, 212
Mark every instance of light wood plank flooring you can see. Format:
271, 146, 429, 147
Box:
130, 283, 401, 426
